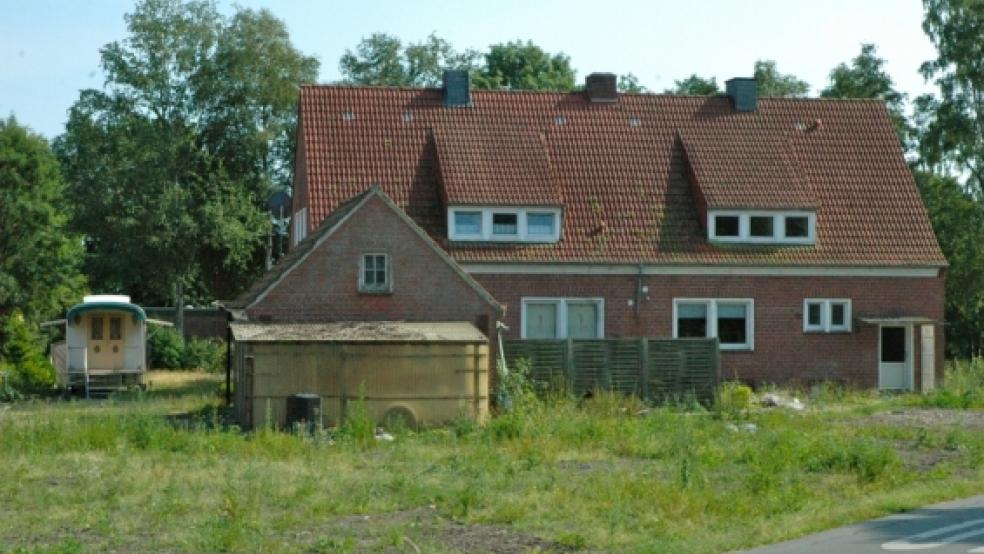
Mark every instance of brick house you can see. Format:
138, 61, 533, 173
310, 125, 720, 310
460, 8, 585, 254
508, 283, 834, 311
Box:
275, 71, 946, 390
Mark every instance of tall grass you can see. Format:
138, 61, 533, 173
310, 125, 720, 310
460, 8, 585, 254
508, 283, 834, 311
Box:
910, 357, 984, 408
2, 372, 984, 552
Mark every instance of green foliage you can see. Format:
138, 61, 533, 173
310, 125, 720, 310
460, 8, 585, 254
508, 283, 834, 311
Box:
0, 310, 56, 396
339, 32, 480, 87
0, 117, 86, 326
149, 327, 223, 370
55, 0, 319, 312
339, 396, 376, 446
474, 40, 576, 91
339, 33, 575, 92
717, 381, 753, 417
665, 74, 720, 95
917, 0, 984, 194
913, 357, 984, 408
822, 43, 911, 148
754, 60, 811, 98
617, 73, 647, 93
915, 171, 984, 356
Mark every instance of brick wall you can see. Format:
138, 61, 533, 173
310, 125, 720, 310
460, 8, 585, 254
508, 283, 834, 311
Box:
475, 272, 945, 388
143, 307, 228, 340
249, 195, 501, 339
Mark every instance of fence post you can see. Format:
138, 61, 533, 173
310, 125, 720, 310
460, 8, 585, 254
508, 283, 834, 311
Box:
565, 337, 575, 395
639, 337, 650, 400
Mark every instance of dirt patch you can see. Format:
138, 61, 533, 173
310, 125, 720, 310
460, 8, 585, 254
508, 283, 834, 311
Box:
310, 507, 571, 553
867, 408, 984, 428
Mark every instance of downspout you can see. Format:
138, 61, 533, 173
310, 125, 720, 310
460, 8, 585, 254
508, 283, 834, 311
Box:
635, 263, 644, 321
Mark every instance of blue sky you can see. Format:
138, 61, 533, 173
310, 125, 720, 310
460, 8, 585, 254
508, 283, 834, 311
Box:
2, 0, 937, 139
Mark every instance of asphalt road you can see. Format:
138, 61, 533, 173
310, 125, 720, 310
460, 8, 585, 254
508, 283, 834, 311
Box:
740, 495, 984, 554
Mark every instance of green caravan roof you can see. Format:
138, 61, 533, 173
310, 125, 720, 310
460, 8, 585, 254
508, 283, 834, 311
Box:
67, 302, 146, 322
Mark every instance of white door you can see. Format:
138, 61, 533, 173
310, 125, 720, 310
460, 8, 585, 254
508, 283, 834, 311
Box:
879, 325, 911, 390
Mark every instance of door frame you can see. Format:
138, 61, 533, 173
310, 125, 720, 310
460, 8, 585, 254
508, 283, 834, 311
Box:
878, 324, 914, 391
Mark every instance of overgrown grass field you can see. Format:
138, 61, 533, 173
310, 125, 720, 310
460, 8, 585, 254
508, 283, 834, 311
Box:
3, 365, 984, 553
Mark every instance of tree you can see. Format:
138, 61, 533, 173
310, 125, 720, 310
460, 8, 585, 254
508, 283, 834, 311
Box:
915, 0, 984, 195
822, 43, 910, 147
474, 40, 576, 91
754, 60, 810, 97
0, 116, 85, 325
665, 74, 720, 95
55, 0, 318, 332
618, 73, 647, 93
915, 171, 984, 356
340, 33, 479, 87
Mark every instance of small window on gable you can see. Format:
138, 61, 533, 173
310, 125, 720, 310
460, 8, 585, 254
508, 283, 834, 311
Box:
454, 211, 482, 236
803, 299, 851, 333
360, 253, 391, 293
714, 215, 740, 238
492, 213, 518, 236
749, 216, 774, 238
527, 212, 556, 236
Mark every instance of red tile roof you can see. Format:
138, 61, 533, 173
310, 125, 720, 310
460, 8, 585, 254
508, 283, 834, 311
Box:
296, 86, 945, 267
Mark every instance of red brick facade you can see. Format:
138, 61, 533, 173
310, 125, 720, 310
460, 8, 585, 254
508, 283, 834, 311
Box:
248, 194, 501, 338
475, 272, 945, 388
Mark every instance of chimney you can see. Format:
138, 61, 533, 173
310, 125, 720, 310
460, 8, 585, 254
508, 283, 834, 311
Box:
443, 70, 471, 107
725, 77, 757, 112
584, 72, 618, 103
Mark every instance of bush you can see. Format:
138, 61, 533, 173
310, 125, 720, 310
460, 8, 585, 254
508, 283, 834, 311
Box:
149, 327, 185, 369
149, 328, 224, 371
717, 381, 753, 417
0, 311, 56, 396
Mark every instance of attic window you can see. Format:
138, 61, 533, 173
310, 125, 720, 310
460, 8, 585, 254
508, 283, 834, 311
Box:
448, 207, 561, 243
402, 110, 413, 122
629, 117, 641, 127
555, 116, 567, 125
708, 211, 815, 245
342, 110, 355, 121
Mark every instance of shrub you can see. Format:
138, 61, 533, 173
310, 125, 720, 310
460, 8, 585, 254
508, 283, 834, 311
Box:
149, 327, 185, 369
182, 337, 223, 372
717, 381, 753, 417
0, 311, 56, 396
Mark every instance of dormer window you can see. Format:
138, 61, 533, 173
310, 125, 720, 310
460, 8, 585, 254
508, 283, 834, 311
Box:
448, 207, 561, 242
708, 211, 815, 245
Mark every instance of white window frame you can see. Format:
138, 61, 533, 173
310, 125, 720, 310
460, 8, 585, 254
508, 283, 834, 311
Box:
803, 298, 852, 333
707, 210, 815, 245
359, 252, 392, 293
448, 206, 562, 243
520, 297, 604, 339
292, 207, 309, 246
672, 298, 755, 351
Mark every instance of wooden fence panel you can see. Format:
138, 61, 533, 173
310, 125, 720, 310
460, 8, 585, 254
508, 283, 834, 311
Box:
503, 337, 719, 406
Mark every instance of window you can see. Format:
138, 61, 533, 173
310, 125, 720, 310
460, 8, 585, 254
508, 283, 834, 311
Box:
713, 215, 740, 238
492, 212, 518, 236
360, 253, 391, 293
521, 298, 603, 339
91, 316, 104, 340
803, 299, 852, 333
707, 211, 815, 244
749, 216, 774, 237
292, 207, 308, 245
785, 216, 809, 238
109, 317, 122, 340
527, 212, 556, 236
673, 299, 754, 350
454, 211, 482, 236
447, 207, 561, 242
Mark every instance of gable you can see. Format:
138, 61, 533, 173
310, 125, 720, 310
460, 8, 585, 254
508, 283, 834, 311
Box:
231, 189, 501, 321
296, 87, 946, 268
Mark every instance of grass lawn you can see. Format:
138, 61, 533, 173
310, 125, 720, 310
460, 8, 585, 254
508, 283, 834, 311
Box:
2, 369, 984, 553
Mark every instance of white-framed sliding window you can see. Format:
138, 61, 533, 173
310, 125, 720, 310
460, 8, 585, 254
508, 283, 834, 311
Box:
803, 299, 852, 333
672, 298, 755, 351
520, 297, 604, 339
707, 210, 815, 245
448, 206, 561, 243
